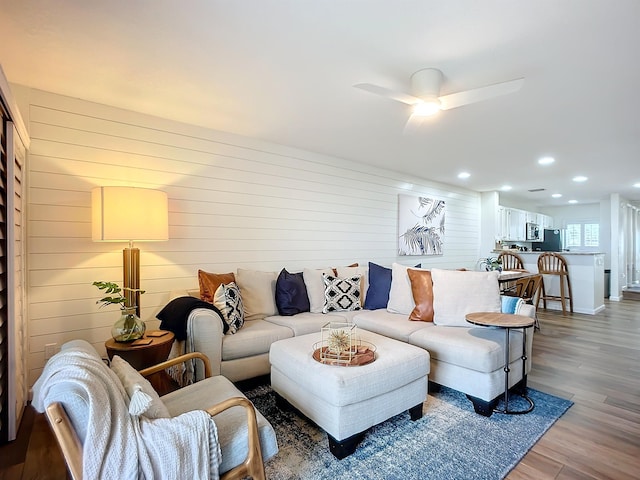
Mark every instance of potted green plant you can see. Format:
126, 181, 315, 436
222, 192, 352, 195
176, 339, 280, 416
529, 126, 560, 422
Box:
479, 256, 503, 272
93, 281, 146, 342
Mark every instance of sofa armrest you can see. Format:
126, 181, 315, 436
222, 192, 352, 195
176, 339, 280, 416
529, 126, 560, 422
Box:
189, 309, 225, 381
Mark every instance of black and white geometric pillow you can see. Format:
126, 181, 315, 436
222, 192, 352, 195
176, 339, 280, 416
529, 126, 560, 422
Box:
213, 282, 245, 334
322, 274, 362, 313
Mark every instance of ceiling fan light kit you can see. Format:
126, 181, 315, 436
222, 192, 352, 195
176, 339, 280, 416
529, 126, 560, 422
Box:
354, 67, 524, 130
413, 97, 441, 116
410, 68, 443, 99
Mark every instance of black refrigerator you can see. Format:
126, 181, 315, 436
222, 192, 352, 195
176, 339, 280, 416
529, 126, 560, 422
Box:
536, 229, 562, 252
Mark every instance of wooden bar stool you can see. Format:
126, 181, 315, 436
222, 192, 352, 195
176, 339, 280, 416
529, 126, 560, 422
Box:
497, 251, 525, 271
497, 251, 526, 294
536, 253, 573, 315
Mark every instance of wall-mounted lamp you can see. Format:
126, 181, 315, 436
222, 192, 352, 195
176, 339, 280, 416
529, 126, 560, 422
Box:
91, 186, 168, 317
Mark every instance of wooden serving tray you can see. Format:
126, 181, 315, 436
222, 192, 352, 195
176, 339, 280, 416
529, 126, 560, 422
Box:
312, 345, 375, 367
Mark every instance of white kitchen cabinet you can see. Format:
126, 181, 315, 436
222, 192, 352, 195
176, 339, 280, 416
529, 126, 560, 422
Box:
525, 212, 539, 225
509, 209, 527, 241
539, 214, 553, 229
497, 207, 527, 241
497, 207, 553, 241
497, 206, 509, 240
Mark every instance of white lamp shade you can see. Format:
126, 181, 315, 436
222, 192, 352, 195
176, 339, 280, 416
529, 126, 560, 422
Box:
92, 186, 169, 242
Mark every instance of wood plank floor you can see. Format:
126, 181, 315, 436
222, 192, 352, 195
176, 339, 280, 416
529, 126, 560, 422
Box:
1, 299, 639, 479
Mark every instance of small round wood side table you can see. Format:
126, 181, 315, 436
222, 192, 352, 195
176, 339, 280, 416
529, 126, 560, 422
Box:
466, 312, 535, 415
105, 330, 175, 395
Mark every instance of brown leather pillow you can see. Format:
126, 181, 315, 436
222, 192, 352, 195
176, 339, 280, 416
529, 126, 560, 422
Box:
407, 269, 434, 322
198, 269, 235, 303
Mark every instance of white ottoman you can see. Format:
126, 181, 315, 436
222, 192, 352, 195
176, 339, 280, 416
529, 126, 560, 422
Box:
269, 329, 430, 458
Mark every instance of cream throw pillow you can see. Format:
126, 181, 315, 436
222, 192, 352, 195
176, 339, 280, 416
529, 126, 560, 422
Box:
431, 269, 501, 326
387, 263, 422, 315
235, 268, 277, 320
110, 355, 171, 418
303, 268, 334, 313
336, 265, 369, 306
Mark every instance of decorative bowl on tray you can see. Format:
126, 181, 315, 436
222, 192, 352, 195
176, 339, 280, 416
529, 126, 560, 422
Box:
312, 340, 376, 366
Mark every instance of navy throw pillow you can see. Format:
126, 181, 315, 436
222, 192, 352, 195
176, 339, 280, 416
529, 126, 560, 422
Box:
364, 262, 421, 310
364, 262, 392, 310
275, 268, 311, 316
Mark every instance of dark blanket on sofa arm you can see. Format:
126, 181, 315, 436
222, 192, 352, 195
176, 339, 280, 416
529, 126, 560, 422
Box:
156, 296, 227, 339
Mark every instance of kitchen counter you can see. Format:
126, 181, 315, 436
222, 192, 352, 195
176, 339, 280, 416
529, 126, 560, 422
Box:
494, 251, 605, 315
494, 249, 605, 256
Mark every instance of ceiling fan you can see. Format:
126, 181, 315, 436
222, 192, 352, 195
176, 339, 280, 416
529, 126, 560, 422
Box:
354, 68, 524, 133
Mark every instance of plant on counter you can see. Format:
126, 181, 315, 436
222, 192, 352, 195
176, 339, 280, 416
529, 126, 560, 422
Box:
479, 256, 503, 272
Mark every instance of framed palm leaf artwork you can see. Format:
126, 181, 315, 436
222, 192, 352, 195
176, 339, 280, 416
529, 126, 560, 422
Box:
398, 194, 445, 255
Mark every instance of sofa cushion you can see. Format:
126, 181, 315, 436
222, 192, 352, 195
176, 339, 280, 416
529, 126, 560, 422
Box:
213, 282, 245, 334
352, 309, 430, 342
322, 274, 362, 313
408, 325, 526, 373
408, 268, 434, 322
387, 263, 425, 315
303, 267, 334, 313
265, 312, 331, 336
265, 311, 358, 336
275, 269, 310, 316
363, 262, 391, 310
161, 375, 278, 474
198, 269, 235, 303
236, 268, 278, 321
110, 355, 171, 418
335, 265, 369, 306
221, 319, 293, 361
431, 269, 501, 326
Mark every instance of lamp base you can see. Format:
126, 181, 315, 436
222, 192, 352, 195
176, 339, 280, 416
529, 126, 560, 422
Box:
123, 246, 140, 317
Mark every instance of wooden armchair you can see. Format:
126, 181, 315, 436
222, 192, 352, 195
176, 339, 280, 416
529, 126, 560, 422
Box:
503, 274, 543, 329
41, 343, 277, 480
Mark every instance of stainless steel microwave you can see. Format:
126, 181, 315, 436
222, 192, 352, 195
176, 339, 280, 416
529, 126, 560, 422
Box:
526, 222, 540, 241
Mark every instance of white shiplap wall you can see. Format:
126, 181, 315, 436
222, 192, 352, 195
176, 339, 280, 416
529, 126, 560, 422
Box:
23, 87, 481, 385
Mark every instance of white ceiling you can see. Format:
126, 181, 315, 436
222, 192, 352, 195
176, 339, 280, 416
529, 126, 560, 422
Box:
1, 0, 639, 207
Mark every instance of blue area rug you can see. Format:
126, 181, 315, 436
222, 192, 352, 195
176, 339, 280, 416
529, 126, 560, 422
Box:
245, 384, 572, 480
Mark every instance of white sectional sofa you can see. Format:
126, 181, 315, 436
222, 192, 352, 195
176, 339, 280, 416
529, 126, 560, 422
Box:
164, 264, 535, 416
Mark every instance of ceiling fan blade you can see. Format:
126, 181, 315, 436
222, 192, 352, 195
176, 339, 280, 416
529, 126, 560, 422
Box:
353, 83, 421, 105
402, 114, 425, 135
438, 78, 524, 110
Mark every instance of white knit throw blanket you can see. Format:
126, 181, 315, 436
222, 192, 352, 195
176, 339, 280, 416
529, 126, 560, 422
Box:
33, 348, 220, 479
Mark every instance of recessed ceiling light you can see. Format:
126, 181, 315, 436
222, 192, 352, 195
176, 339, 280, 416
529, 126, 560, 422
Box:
501, 185, 512, 191
538, 156, 555, 165
568, 199, 578, 204
572, 175, 588, 182
634, 182, 640, 188
552, 193, 563, 198
457, 172, 471, 179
